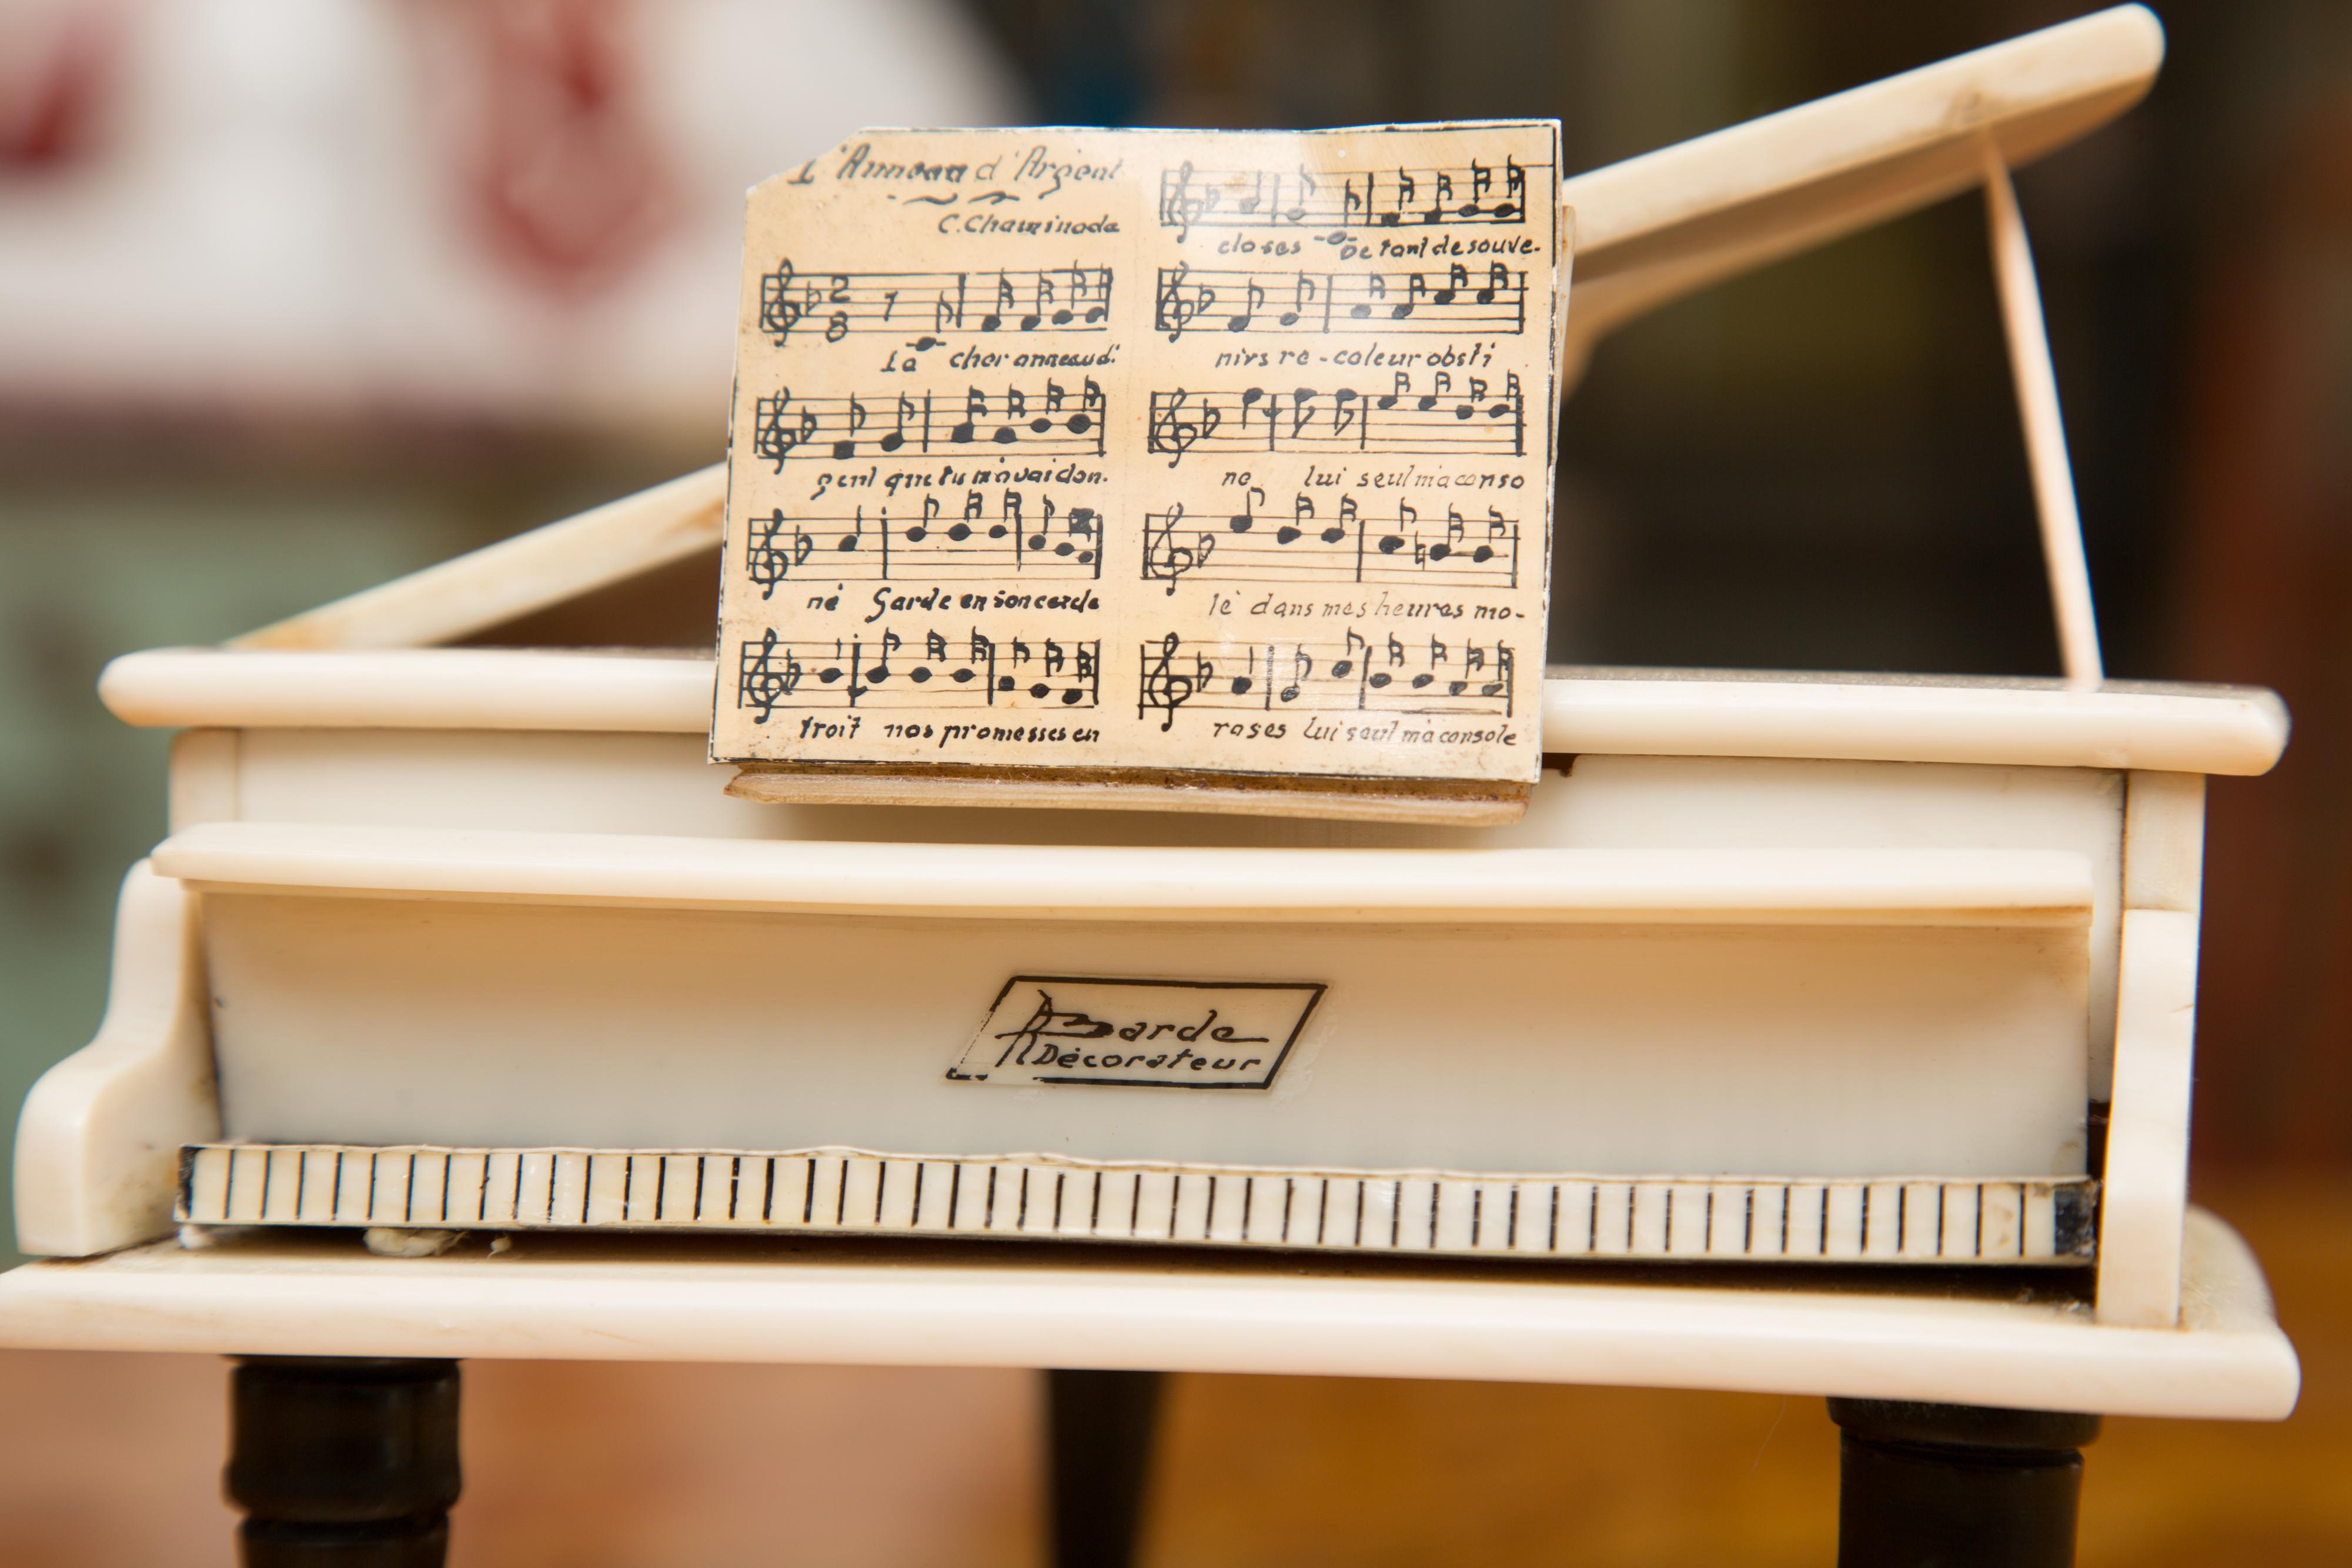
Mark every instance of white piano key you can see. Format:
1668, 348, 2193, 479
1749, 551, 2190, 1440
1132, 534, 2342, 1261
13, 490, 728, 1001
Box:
1940, 1181, 1980, 1259
1473, 1183, 1514, 1252
1981, 1182, 2024, 1256
479, 1152, 522, 1225
1749, 1183, 1789, 1258
1129, 1170, 1175, 1240
838, 1155, 883, 1230
1280, 1176, 1321, 1246
169, 1144, 2090, 1263
182, 1146, 230, 1223
405, 1150, 452, 1228
1864, 1181, 1903, 1258
1668, 1183, 1713, 1257
1431, 1179, 1476, 1252
1902, 1182, 1943, 1258
1823, 1183, 1865, 1258
1358, 1179, 1399, 1250
1629, 1182, 1669, 1256
2025, 1182, 2058, 1259
1705, 1185, 1748, 1258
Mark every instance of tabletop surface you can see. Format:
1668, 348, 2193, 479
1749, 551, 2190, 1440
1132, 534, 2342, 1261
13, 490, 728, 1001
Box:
0, 1206, 2297, 1420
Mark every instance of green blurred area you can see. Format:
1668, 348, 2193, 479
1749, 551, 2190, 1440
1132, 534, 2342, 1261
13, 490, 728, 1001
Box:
0, 448, 704, 1260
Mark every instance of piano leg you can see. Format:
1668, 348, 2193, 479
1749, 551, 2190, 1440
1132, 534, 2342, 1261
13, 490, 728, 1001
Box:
1829, 1398, 2102, 1568
1046, 1369, 1164, 1568
226, 1356, 463, 1566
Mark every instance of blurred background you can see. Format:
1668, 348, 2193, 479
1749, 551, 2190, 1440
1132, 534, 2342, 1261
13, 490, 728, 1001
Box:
2, 1, 2347, 1562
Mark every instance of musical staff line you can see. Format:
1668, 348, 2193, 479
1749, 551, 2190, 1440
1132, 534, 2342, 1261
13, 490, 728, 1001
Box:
1147, 374, 1524, 464
1141, 490, 1518, 593
1160, 158, 1538, 238
1138, 631, 1516, 730
745, 493, 1103, 594
737, 630, 1101, 720
759, 262, 1112, 344
1155, 262, 1528, 339
752, 380, 1107, 467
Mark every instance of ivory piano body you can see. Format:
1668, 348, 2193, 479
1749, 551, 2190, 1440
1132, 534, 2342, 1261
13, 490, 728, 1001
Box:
14, 6, 2271, 1330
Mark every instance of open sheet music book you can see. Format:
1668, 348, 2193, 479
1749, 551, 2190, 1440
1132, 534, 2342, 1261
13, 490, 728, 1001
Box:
712, 122, 1566, 823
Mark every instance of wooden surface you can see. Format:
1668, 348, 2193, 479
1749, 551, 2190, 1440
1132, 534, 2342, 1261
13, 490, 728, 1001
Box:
0, 1174, 2340, 1567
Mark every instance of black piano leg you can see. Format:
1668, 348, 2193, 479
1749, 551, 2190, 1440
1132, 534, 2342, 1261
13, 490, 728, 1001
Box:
1830, 1398, 2102, 1568
1046, 1369, 1164, 1568
227, 1357, 463, 1566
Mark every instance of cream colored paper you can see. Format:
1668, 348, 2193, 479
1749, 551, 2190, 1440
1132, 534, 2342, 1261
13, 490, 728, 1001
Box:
713, 122, 1562, 794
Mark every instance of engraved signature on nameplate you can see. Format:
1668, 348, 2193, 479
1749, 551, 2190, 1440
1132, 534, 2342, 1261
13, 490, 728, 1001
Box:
948, 976, 1325, 1089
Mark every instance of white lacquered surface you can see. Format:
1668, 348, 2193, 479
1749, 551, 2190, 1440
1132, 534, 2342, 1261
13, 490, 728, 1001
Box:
157, 821, 2095, 926
95, 649, 2290, 775
0, 1208, 2296, 1420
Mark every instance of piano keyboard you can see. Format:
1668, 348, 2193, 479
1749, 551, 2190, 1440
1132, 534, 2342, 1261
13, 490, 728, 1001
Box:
179, 1145, 2096, 1264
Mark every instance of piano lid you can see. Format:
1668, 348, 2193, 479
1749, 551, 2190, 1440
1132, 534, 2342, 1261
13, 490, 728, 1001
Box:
1560, 5, 2165, 374
109, 7, 2262, 778
211, 8, 2169, 664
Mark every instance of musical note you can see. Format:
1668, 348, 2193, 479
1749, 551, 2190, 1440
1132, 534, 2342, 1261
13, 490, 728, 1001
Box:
981, 272, 1015, 332
1228, 281, 1265, 333
1282, 272, 1323, 330
1146, 373, 1524, 461
737, 494, 1103, 583
1136, 632, 1519, 725
1134, 493, 1519, 590
750, 383, 1106, 461
752, 263, 1111, 340
1155, 265, 1526, 337
832, 395, 869, 460
740, 633, 1100, 711
1069, 262, 1111, 325
1163, 161, 1541, 232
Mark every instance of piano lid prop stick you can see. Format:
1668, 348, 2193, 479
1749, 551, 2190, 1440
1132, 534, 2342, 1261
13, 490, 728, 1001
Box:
1982, 140, 2103, 690
230, 464, 729, 653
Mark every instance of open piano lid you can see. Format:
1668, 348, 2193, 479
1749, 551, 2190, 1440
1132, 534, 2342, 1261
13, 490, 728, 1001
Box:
205, 6, 2167, 661
120, 5, 2246, 786
1559, 5, 2164, 375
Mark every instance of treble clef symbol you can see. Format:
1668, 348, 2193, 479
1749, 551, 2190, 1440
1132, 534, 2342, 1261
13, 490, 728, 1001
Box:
760, 259, 804, 343
1149, 390, 1220, 469
1142, 504, 1214, 596
1139, 632, 1201, 731
753, 390, 818, 471
1156, 262, 1212, 342
737, 628, 801, 723
1162, 160, 1201, 240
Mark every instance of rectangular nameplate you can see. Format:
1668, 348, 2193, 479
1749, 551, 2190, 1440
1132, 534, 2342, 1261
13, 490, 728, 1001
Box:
712, 121, 1565, 818
949, 975, 1324, 1089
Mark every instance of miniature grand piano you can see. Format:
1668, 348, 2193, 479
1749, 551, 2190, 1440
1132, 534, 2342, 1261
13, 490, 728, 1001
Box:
15, 8, 2277, 1332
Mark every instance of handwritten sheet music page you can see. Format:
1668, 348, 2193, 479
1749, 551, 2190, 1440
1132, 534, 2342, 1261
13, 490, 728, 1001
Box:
714, 122, 1565, 823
